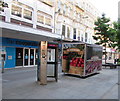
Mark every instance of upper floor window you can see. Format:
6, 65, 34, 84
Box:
67, 27, 70, 38
37, 10, 52, 26
78, 31, 80, 41
12, 5, 22, 17
85, 32, 88, 42
58, 0, 61, 9
37, 14, 44, 24
74, 12, 76, 17
0, 6, 4, 12
45, 17, 51, 26
62, 25, 66, 36
63, 4, 66, 15
81, 34, 83, 42
68, 7, 70, 14
73, 28, 76, 39
23, 9, 32, 20
37, 11, 44, 24
0, 1, 6, 12
12, 1, 33, 20
70, 7, 73, 16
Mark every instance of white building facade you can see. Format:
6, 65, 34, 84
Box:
0, 0, 61, 68
54, 0, 100, 44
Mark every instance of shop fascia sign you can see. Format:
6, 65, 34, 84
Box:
48, 44, 58, 47
5, 38, 38, 47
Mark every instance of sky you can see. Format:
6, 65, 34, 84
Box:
89, 0, 120, 21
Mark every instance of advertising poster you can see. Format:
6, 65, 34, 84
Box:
86, 45, 102, 75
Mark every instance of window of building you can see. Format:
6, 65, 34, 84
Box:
68, 7, 70, 14
23, 9, 32, 20
62, 25, 65, 36
12, 1, 33, 20
11, 5, 22, 17
63, 4, 66, 15
73, 28, 76, 39
45, 17, 51, 26
85, 32, 88, 42
37, 11, 44, 24
37, 14, 44, 24
0, 1, 4, 12
70, 7, 73, 17
74, 12, 76, 17
67, 27, 70, 38
78, 31, 80, 41
0, 6, 4, 12
81, 34, 83, 42
58, 0, 61, 9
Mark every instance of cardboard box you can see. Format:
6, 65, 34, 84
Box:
69, 66, 84, 75
62, 59, 67, 72
75, 67, 84, 75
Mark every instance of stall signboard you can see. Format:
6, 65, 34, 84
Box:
62, 43, 102, 77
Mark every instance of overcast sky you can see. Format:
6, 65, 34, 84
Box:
89, 0, 120, 21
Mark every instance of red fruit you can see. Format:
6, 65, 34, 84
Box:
81, 64, 84, 68
77, 64, 81, 67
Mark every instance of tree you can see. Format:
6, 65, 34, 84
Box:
93, 14, 111, 64
116, 22, 120, 51
109, 22, 120, 51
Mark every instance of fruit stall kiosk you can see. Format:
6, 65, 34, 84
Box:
62, 43, 103, 77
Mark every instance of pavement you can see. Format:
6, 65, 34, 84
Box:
2, 65, 119, 99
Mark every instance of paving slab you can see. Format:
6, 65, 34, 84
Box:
2, 67, 119, 99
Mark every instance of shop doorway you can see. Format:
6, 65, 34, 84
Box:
35, 49, 38, 65
24, 48, 37, 66
30, 49, 34, 65
16, 48, 23, 66
16, 48, 37, 67
24, 49, 29, 66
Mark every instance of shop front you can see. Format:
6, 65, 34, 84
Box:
1, 37, 59, 70
1, 37, 39, 68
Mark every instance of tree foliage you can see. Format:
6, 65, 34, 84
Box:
116, 22, 120, 51
93, 14, 111, 47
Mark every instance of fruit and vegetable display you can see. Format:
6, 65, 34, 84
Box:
62, 43, 102, 77
70, 57, 84, 68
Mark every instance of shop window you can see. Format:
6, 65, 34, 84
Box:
62, 25, 65, 36
11, 5, 22, 17
45, 17, 51, 26
23, 9, 32, 20
37, 14, 44, 24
